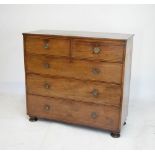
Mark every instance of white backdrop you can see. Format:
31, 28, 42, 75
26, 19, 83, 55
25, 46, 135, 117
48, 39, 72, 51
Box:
0, 4, 155, 103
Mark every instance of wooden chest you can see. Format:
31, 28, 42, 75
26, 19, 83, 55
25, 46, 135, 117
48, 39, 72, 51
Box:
23, 30, 133, 138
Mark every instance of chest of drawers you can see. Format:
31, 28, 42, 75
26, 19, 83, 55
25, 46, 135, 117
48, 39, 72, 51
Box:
23, 30, 133, 138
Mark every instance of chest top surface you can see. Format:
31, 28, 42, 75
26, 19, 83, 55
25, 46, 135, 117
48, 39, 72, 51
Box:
23, 30, 134, 40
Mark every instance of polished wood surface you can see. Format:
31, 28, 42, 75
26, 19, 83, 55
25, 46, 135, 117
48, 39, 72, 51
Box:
23, 30, 133, 137
26, 55, 122, 84
72, 39, 124, 62
27, 74, 121, 107
27, 94, 120, 132
25, 36, 70, 57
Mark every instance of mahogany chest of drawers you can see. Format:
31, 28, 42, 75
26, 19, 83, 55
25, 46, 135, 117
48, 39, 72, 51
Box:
23, 30, 133, 138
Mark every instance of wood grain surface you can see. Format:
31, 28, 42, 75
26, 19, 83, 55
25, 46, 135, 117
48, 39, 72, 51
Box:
26, 55, 122, 84
27, 94, 120, 132
27, 74, 121, 107
72, 39, 124, 62
25, 36, 70, 57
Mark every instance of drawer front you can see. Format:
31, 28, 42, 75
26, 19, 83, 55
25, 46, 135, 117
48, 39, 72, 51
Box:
25, 36, 70, 57
72, 39, 124, 62
27, 74, 121, 107
27, 94, 120, 132
27, 55, 122, 84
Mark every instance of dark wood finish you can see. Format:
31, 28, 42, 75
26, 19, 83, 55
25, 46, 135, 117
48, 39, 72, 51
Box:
29, 117, 38, 122
27, 74, 121, 107
27, 94, 120, 132
23, 30, 133, 137
110, 132, 120, 138
26, 55, 122, 84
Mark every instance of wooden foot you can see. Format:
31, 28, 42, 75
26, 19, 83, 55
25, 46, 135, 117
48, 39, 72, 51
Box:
29, 117, 38, 122
123, 122, 126, 126
111, 132, 120, 138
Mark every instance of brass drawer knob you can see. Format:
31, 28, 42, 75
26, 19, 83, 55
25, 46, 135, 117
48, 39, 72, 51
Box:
43, 39, 49, 49
44, 83, 50, 89
44, 43, 49, 49
92, 68, 100, 75
93, 47, 101, 54
91, 112, 97, 119
43, 63, 50, 69
44, 105, 50, 111
91, 89, 99, 97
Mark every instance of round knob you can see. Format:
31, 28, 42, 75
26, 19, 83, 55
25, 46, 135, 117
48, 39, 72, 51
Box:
44, 43, 49, 49
43, 63, 50, 69
91, 89, 99, 97
91, 112, 97, 119
44, 105, 50, 111
44, 83, 50, 89
92, 68, 100, 75
93, 47, 101, 54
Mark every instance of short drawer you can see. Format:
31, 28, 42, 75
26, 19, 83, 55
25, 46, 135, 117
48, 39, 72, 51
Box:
25, 36, 70, 57
27, 74, 121, 107
26, 55, 122, 84
72, 39, 124, 62
27, 94, 120, 132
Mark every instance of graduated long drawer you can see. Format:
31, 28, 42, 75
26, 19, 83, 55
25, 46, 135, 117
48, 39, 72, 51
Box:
26, 55, 123, 84
27, 94, 121, 132
27, 74, 121, 107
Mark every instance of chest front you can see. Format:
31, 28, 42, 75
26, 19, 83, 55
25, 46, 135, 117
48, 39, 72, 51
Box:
23, 30, 133, 138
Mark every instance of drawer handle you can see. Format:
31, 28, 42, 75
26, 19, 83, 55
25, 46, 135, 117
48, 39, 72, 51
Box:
93, 47, 101, 54
92, 68, 100, 75
43, 39, 49, 49
44, 105, 50, 111
91, 112, 98, 119
91, 89, 99, 97
44, 43, 49, 49
43, 63, 50, 69
44, 83, 50, 89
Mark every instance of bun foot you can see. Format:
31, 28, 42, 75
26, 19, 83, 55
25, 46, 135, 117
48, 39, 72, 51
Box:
123, 122, 126, 126
29, 117, 38, 122
111, 132, 120, 138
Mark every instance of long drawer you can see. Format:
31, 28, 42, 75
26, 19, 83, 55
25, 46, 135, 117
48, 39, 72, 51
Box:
72, 39, 125, 62
27, 94, 120, 132
25, 36, 70, 57
27, 74, 122, 107
26, 55, 122, 84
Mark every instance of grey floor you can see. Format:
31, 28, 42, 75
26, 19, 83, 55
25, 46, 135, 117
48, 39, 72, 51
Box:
0, 91, 155, 149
